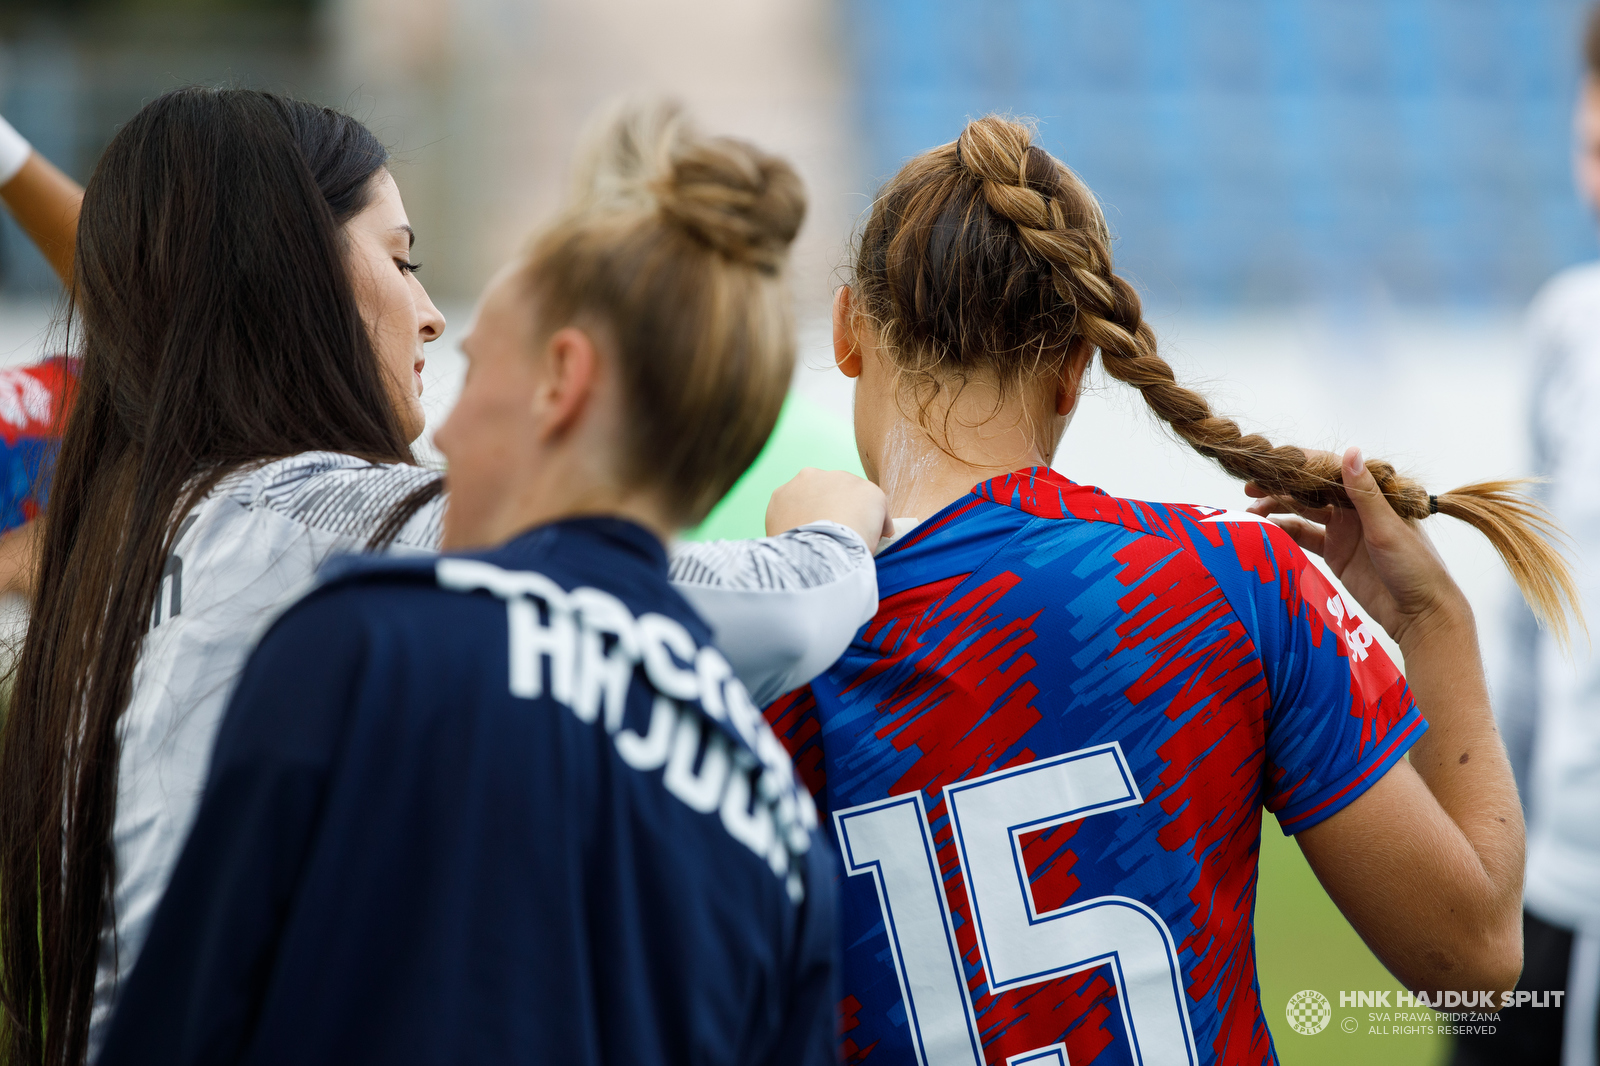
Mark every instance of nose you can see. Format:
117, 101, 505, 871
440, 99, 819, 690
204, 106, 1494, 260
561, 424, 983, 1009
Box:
417, 287, 446, 344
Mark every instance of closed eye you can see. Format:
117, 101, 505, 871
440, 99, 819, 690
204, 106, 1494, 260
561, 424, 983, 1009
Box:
397, 259, 423, 275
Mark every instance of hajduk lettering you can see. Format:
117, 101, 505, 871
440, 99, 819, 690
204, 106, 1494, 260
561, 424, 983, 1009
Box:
436, 558, 818, 903
1340, 990, 1566, 1010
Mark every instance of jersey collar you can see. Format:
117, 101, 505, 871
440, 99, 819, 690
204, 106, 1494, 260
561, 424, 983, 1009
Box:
501, 515, 670, 574
879, 466, 1100, 559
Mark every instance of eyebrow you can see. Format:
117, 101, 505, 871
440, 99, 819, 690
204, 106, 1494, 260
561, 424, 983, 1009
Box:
393, 224, 415, 249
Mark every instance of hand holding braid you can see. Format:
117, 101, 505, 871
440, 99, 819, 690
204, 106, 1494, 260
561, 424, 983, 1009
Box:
856, 114, 1581, 645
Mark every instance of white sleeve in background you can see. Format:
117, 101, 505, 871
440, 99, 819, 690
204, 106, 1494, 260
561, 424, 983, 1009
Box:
0, 115, 31, 186
1521, 262, 1600, 931
669, 521, 878, 706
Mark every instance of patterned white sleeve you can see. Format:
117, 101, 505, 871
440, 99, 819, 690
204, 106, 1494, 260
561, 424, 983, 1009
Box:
669, 521, 878, 706
1520, 263, 1600, 926
238, 453, 444, 552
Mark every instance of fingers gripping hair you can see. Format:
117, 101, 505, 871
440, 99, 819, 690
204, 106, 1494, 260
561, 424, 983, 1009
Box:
864, 114, 1583, 644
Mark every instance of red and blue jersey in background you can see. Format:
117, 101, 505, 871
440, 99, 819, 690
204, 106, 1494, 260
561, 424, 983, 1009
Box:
0, 356, 76, 532
765, 467, 1425, 1066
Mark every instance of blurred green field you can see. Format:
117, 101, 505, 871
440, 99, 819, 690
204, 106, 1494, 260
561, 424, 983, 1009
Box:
707, 395, 1448, 1065
1256, 818, 1445, 1065
683, 393, 864, 542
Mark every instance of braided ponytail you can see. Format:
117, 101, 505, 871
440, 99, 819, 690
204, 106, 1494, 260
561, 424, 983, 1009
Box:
852, 114, 1581, 645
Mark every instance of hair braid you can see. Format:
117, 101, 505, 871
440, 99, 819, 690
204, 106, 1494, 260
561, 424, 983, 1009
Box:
857, 114, 1582, 646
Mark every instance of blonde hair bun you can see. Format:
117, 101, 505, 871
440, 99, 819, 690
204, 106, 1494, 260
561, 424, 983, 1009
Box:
655, 139, 805, 275
527, 99, 805, 526
569, 98, 690, 213
571, 98, 805, 275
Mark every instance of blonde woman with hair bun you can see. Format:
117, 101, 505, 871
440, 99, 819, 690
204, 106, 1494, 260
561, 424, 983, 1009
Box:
765, 114, 1565, 1064
97, 110, 844, 1064
0, 95, 881, 1066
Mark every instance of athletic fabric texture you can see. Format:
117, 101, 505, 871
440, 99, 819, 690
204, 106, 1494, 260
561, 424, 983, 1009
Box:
0, 355, 75, 532
90, 450, 874, 1059
1448, 910, 1599, 1066
672, 522, 876, 706
98, 517, 837, 1066
1507, 261, 1600, 933
89, 452, 443, 1058
765, 466, 1426, 1066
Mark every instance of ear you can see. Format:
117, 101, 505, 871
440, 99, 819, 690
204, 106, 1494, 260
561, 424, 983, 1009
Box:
1054, 338, 1095, 417
533, 326, 598, 443
832, 286, 862, 380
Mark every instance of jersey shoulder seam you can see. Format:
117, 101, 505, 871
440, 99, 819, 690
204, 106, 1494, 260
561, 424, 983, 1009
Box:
1142, 513, 1278, 715
1041, 504, 1277, 720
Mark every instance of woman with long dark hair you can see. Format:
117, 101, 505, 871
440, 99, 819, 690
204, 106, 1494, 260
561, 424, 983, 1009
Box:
0, 89, 882, 1065
0, 87, 444, 1066
98, 105, 834, 1066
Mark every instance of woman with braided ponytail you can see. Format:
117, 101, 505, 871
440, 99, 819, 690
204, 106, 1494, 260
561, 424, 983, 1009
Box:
765, 115, 1563, 1064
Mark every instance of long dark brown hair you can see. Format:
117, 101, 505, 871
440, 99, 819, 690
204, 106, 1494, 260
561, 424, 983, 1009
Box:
0, 87, 413, 1065
851, 114, 1582, 644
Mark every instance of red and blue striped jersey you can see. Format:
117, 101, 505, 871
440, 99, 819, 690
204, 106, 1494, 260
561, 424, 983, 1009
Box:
0, 356, 77, 532
765, 467, 1424, 1066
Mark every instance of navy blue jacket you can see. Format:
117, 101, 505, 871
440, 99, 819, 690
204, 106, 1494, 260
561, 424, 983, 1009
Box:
100, 517, 838, 1066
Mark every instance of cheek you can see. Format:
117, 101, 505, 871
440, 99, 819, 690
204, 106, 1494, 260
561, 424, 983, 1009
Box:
375, 277, 419, 348
440, 404, 508, 526
351, 261, 417, 358
441, 381, 529, 489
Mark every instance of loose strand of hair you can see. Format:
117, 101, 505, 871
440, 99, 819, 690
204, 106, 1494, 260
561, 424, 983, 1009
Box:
1436, 482, 1582, 649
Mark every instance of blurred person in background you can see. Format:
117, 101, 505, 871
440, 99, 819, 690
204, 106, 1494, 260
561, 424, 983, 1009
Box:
0, 88, 879, 1066
766, 115, 1574, 1064
1453, 7, 1600, 1065
99, 105, 834, 1066
0, 113, 84, 599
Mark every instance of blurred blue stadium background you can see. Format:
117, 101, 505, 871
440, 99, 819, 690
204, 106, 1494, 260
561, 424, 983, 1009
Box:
850, 0, 1596, 311
4, 0, 1596, 312
0, 5, 1586, 1060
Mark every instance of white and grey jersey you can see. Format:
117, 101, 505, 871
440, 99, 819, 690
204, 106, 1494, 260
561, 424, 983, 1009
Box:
91, 453, 443, 1058
670, 522, 876, 706
89, 451, 877, 1059
1518, 261, 1600, 934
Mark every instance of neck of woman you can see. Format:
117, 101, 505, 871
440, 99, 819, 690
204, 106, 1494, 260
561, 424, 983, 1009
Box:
443, 464, 677, 552
871, 406, 1058, 523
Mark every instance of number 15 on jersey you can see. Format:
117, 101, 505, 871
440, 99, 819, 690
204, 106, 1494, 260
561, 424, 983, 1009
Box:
833, 743, 1200, 1066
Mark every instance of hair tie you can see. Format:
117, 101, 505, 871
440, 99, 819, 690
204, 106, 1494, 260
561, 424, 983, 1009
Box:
954, 139, 964, 169
1428, 494, 1438, 515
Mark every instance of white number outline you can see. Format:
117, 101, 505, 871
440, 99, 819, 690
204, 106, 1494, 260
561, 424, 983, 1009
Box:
835, 791, 984, 1066
835, 742, 1200, 1066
